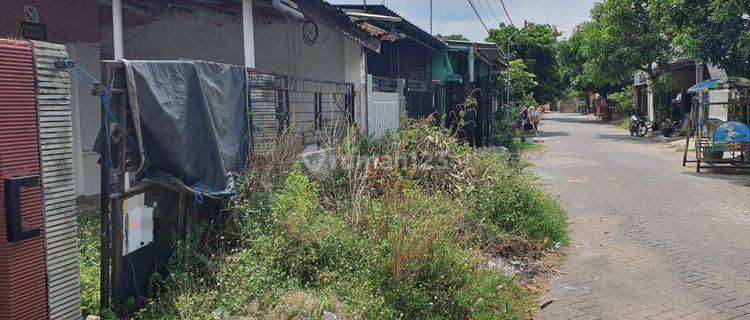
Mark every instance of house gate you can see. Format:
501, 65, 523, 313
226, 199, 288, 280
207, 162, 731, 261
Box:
475, 78, 495, 147
405, 79, 439, 120
247, 70, 355, 154
366, 75, 403, 138
95, 64, 357, 312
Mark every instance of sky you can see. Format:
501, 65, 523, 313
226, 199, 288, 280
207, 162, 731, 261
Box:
328, 0, 600, 41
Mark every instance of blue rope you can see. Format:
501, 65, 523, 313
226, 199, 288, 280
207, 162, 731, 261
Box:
62, 58, 147, 300
62, 60, 146, 158
193, 186, 204, 205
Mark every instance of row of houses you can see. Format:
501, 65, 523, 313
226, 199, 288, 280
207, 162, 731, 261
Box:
2, 0, 505, 198
633, 59, 728, 125
588, 58, 728, 126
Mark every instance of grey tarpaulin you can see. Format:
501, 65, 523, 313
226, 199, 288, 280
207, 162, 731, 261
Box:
123, 60, 247, 196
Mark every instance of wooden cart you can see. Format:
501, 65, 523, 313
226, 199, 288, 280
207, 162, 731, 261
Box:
682, 77, 750, 172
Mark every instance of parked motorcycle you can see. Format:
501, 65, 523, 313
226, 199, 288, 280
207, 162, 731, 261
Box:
629, 115, 651, 137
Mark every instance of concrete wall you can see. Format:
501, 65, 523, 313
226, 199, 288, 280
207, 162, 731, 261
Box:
0, 0, 100, 43
100, 4, 365, 84
67, 44, 102, 196
31, 40, 81, 320
100, 6, 244, 64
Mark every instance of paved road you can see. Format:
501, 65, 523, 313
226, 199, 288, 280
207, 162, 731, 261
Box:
531, 113, 750, 320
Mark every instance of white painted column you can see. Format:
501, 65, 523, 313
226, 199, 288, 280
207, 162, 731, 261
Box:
242, 0, 256, 68
112, 0, 124, 59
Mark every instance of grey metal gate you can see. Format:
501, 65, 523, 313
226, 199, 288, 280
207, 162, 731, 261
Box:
247, 70, 355, 154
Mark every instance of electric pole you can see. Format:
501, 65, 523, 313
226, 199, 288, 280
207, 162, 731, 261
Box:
429, 0, 433, 34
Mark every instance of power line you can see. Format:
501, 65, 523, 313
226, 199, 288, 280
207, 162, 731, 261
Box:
466, 0, 490, 34
473, 0, 495, 29
479, 0, 502, 27
499, 0, 516, 27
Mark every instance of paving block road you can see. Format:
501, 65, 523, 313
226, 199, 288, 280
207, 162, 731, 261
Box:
531, 113, 750, 320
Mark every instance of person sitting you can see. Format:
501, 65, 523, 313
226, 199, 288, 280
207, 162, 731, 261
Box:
531, 107, 542, 131
523, 106, 535, 131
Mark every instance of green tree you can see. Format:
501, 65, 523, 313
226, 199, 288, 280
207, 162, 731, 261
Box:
493, 59, 537, 146
486, 23, 564, 104
608, 85, 635, 116
435, 34, 470, 41
558, 21, 627, 100
558, 0, 677, 108
654, 0, 750, 76
587, 0, 673, 82
503, 59, 538, 103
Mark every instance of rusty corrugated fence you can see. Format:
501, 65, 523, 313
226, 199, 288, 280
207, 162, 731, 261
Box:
0, 38, 50, 320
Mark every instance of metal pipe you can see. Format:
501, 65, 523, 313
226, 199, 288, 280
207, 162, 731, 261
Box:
345, 12, 403, 22
112, 0, 124, 59
273, 0, 304, 21
242, 0, 256, 67
99, 62, 112, 314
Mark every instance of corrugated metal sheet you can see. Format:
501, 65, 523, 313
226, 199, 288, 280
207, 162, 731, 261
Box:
31, 40, 81, 320
0, 38, 49, 320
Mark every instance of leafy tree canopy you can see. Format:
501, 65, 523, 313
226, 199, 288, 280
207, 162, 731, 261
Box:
435, 34, 470, 41
503, 59, 538, 102
557, 21, 627, 97
557, 0, 678, 100
486, 23, 564, 105
654, 0, 750, 76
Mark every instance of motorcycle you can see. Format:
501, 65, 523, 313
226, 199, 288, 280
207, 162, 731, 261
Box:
629, 115, 651, 137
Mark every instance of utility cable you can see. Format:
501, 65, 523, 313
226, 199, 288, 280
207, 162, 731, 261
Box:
499, 0, 516, 27
480, 0, 502, 27
466, 0, 490, 34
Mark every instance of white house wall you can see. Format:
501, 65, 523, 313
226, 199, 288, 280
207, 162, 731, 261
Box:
66, 44, 103, 196
102, 8, 245, 65
101, 7, 365, 84
87, 5, 368, 192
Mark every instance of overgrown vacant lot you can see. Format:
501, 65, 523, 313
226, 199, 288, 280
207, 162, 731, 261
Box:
81, 120, 568, 319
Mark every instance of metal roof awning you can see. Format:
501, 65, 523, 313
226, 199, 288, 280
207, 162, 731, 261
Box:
290, 0, 381, 52
688, 77, 750, 93
335, 4, 446, 53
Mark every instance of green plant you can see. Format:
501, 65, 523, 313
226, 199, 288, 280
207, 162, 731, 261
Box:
611, 118, 631, 131
130, 119, 567, 319
78, 210, 100, 317
492, 105, 521, 147
608, 86, 635, 117
473, 172, 568, 247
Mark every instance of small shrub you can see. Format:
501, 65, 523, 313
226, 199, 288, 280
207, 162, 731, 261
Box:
608, 86, 635, 117
266, 291, 350, 320
473, 174, 568, 247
